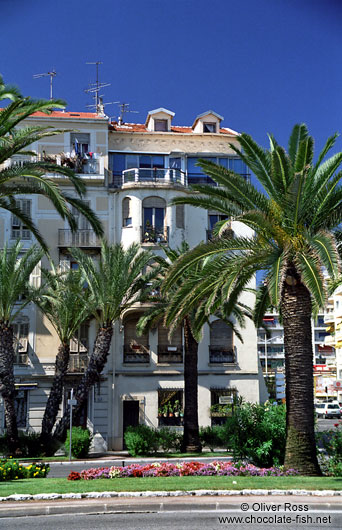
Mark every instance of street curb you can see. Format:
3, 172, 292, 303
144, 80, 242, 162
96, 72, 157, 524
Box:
1, 489, 342, 503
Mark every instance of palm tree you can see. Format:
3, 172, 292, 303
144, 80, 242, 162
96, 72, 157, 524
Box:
137, 243, 248, 452
32, 265, 93, 449
165, 124, 342, 475
0, 241, 43, 451
53, 241, 154, 441
0, 76, 103, 250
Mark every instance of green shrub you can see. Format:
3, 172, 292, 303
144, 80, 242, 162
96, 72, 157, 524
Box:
199, 426, 225, 451
158, 428, 182, 453
64, 427, 92, 459
0, 458, 49, 481
222, 402, 286, 467
124, 425, 159, 456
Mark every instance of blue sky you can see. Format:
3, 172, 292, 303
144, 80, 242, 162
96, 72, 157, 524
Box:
1, 0, 342, 152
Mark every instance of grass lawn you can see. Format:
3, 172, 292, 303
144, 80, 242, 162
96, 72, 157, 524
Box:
0, 476, 341, 497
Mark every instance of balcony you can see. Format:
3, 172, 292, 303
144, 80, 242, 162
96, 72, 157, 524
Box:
58, 229, 101, 248
324, 311, 335, 324
123, 345, 150, 363
141, 226, 169, 245
118, 167, 186, 187
68, 353, 88, 373
158, 345, 183, 363
209, 347, 235, 363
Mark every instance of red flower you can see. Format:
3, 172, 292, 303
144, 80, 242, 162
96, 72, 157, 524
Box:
67, 471, 81, 481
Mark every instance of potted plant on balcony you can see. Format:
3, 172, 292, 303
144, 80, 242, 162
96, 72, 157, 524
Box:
174, 400, 180, 417
162, 404, 169, 417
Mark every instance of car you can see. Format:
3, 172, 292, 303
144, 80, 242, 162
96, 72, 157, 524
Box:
315, 402, 341, 419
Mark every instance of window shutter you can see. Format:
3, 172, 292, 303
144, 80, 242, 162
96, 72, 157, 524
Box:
79, 323, 88, 352
176, 205, 184, 229
210, 319, 233, 348
29, 261, 41, 288
59, 260, 70, 272
69, 338, 78, 352
18, 338, 28, 353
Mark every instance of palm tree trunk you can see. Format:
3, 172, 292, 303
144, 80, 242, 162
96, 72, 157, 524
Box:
54, 325, 113, 441
182, 316, 201, 452
0, 322, 19, 452
281, 265, 321, 475
40, 342, 70, 445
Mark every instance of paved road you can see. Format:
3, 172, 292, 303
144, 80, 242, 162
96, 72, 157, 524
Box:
1, 510, 342, 529
316, 418, 341, 432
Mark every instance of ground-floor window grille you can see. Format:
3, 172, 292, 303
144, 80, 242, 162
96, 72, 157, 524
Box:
210, 388, 237, 426
158, 389, 183, 427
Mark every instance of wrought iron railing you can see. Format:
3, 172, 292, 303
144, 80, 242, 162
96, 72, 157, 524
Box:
123, 345, 150, 363
122, 167, 186, 185
209, 347, 235, 363
141, 226, 169, 244
68, 353, 89, 373
58, 229, 101, 248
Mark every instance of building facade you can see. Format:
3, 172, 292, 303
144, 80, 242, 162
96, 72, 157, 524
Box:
0, 107, 267, 449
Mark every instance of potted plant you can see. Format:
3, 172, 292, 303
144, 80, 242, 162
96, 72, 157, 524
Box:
174, 400, 180, 417
162, 404, 168, 417
168, 403, 174, 417
158, 407, 163, 418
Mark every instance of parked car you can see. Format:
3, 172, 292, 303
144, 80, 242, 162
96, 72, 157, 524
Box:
315, 402, 341, 419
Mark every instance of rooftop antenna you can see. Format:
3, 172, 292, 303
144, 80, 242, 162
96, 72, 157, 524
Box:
117, 102, 139, 125
85, 61, 110, 113
33, 70, 57, 100
86, 97, 120, 117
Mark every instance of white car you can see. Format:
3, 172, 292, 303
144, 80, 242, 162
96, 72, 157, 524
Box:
315, 402, 341, 419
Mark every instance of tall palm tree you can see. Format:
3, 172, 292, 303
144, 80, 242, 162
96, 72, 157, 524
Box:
53, 241, 154, 441
138, 243, 248, 452
0, 76, 103, 250
0, 241, 43, 451
32, 265, 93, 448
165, 124, 342, 475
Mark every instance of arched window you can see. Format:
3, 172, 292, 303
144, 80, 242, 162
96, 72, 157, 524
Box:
157, 324, 183, 363
209, 319, 235, 363
142, 196, 167, 243
122, 197, 132, 227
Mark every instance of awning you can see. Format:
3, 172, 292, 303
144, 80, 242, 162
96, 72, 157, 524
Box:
318, 345, 335, 352
326, 325, 334, 332
15, 383, 37, 390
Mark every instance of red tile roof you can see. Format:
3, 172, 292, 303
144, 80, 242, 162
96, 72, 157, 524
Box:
30, 110, 106, 120
109, 122, 238, 135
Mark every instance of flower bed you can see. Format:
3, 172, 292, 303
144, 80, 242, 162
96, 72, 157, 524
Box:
0, 458, 49, 481
68, 462, 298, 480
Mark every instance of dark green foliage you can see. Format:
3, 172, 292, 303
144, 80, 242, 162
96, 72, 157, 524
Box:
223, 402, 286, 467
199, 426, 226, 452
158, 428, 183, 453
64, 427, 92, 459
124, 425, 160, 457
0, 432, 56, 457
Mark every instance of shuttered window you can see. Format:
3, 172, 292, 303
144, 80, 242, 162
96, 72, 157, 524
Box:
11, 199, 31, 240
71, 201, 90, 230
12, 322, 29, 364
124, 316, 149, 350
158, 324, 182, 347
176, 204, 184, 229
122, 197, 132, 227
210, 320, 233, 349
70, 323, 89, 353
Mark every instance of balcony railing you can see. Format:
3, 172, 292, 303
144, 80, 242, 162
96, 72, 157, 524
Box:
121, 167, 186, 186
141, 226, 169, 245
123, 345, 150, 363
158, 345, 183, 363
209, 347, 235, 363
68, 353, 88, 373
58, 229, 101, 248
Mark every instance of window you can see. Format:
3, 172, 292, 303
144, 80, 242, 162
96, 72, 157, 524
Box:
110, 153, 166, 186
122, 197, 132, 227
11, 199, 31, 240
208, 213, 229, 240
157, 324, 183, 363
12, 321, 29, 364
70, 133, 90, 156
210, 388, 237, 425
142, 197, 167, 244
123, 316, 150, 363
158, 389, 183, 426
209, 319, 235, 363
203, 122, 217, 133
14, 390, 28, 429
154, 119, 168, 132
176, 204, 184, 229
69, 323, 89, 373
71, 202, 90, 230
187, 157, 249, 185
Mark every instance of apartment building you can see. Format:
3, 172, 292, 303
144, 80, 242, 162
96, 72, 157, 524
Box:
257, 312, 335, 401
322, 287, 342, 402
0, 107, 267, 450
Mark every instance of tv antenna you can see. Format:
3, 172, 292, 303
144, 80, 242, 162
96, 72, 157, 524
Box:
117, 102, 139, 125
85, 61, 110, 113
86, 97, 120, 116
33, 70, 57, 100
